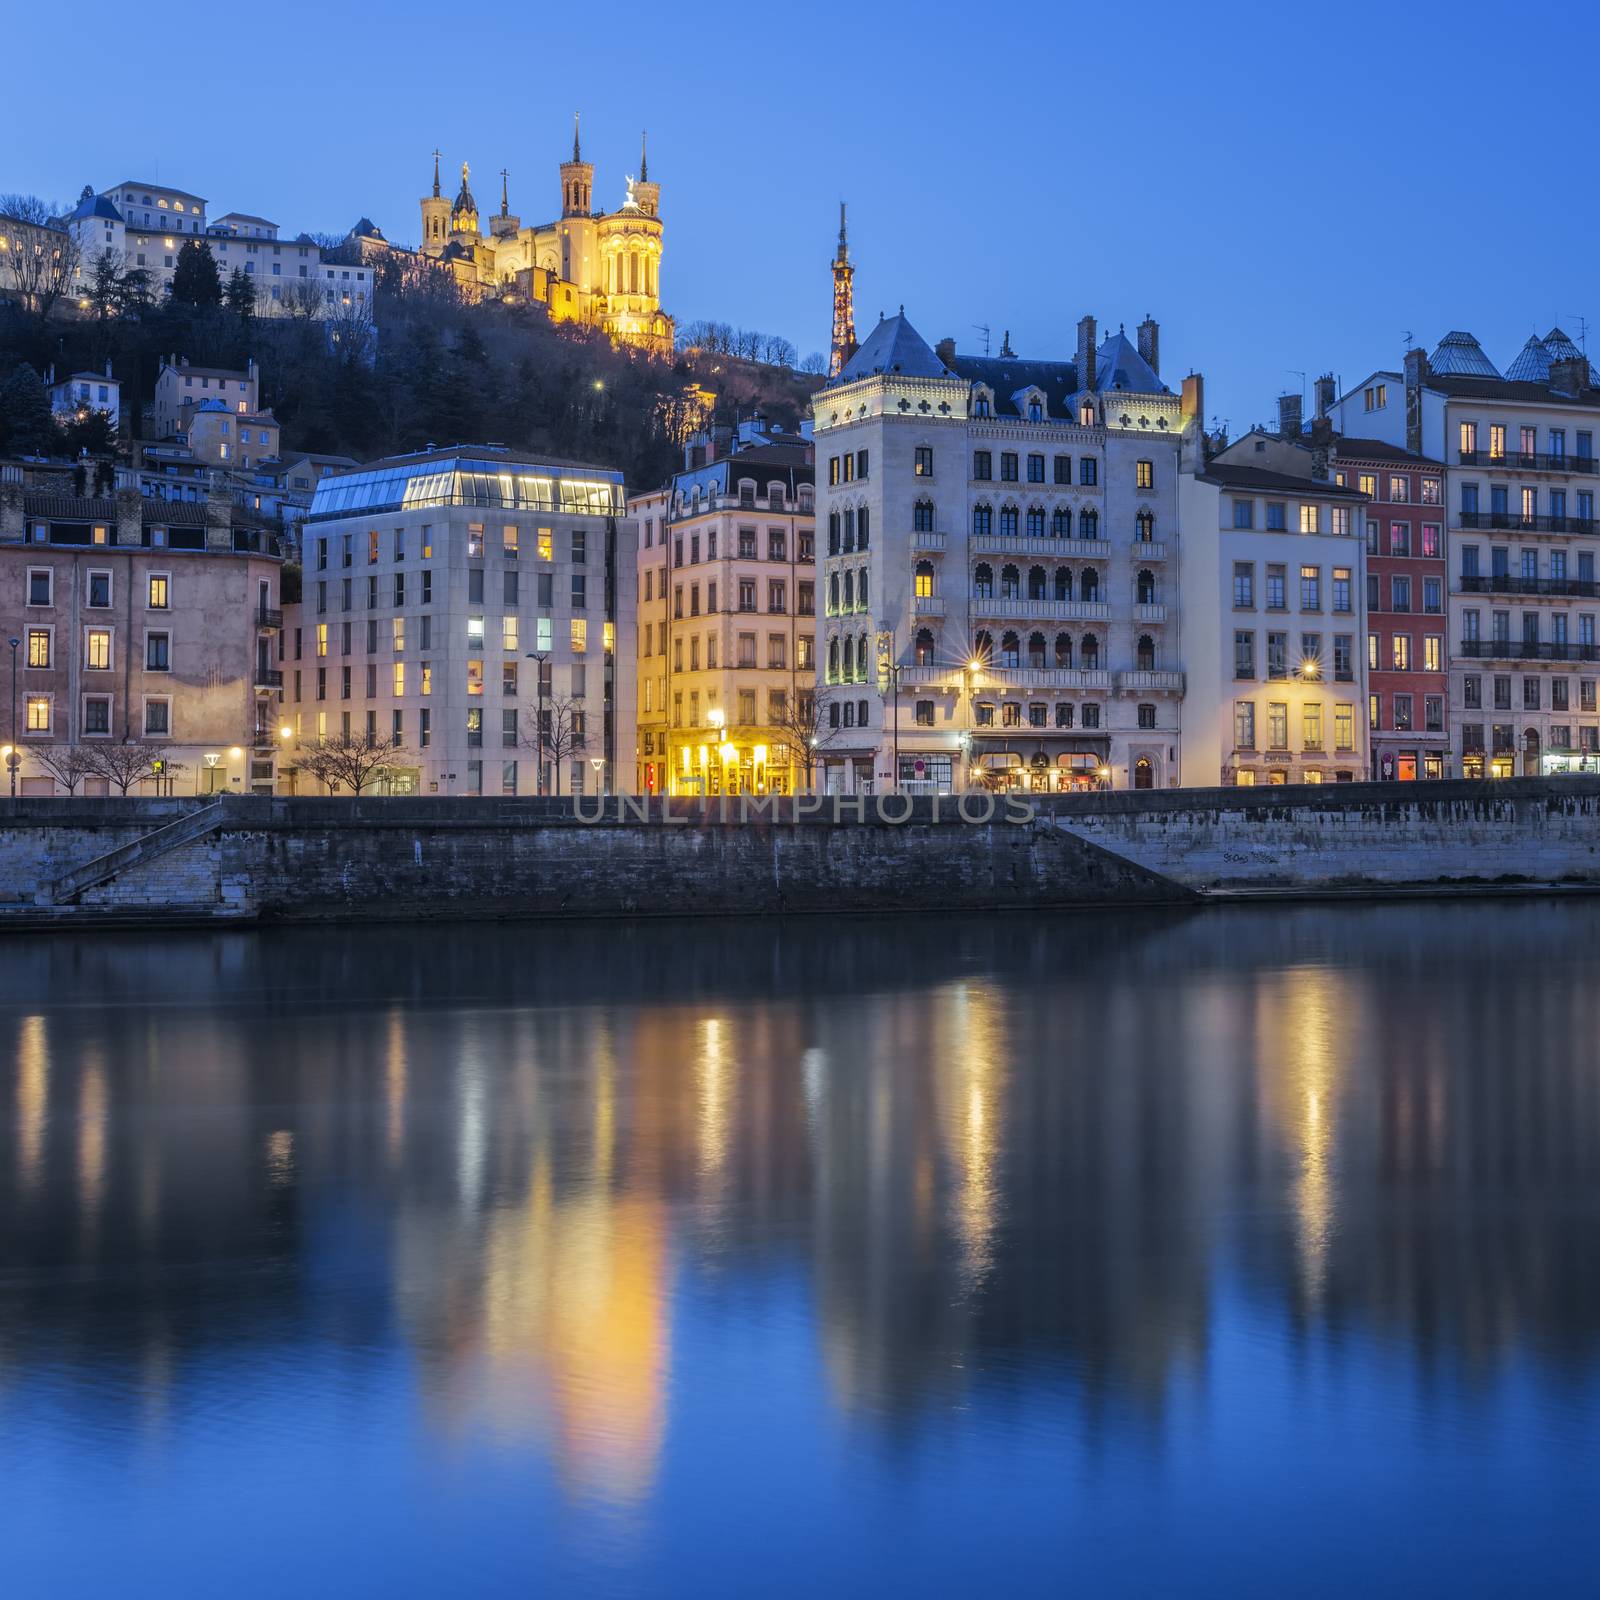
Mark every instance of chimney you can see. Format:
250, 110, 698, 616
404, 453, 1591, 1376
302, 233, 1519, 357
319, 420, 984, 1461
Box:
1136, 315, 1159, 377
1076, 314, 1097, 395
1551, 356, 1587, 397
1314, 372, 1336, 419
1180, 373, 1205, 472
1277, 392, 1303, 439
935, 336, 956, 366
205, 475, 233, 550
116, 476, 143, 546
0, 464, 24, 543
1404, 347, 1430, 455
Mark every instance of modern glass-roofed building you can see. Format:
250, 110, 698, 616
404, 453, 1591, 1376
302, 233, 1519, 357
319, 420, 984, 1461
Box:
283, 446, 637, 796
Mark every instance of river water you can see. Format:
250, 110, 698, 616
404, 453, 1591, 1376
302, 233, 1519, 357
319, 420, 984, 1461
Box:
2, 904, 1598, 1597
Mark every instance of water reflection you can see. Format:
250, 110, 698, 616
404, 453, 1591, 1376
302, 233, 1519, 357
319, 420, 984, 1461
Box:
3, 905, 1600, 1591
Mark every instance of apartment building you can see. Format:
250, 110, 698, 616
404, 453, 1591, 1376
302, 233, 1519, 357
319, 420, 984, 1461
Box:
282, 446, 636, 796
1178, 399, 1371, 785
1, 463, 286, 795
632, 420, 816, 796
811, 310, 1183, 793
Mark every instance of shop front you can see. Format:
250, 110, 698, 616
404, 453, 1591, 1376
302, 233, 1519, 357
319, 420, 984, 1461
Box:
973, 736, 1110, 791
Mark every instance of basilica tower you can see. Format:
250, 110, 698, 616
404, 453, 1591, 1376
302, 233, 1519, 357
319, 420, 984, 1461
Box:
829, 201, 857, 378
632, 131, 660, 219
560, 113, 594, 217
420, 149, 450, 254
450, 161, 480, 239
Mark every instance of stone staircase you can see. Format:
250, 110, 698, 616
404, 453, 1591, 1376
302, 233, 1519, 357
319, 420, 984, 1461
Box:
47, 800, 228, 906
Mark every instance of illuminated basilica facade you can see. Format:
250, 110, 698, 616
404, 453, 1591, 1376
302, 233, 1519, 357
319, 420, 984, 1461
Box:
407, 119, 672, 353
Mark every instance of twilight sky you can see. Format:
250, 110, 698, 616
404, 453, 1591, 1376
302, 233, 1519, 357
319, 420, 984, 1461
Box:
11, 0, 1599, 430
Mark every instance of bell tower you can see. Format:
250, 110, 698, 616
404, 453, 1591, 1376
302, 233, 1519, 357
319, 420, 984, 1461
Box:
420, 148, 450, 255
560, 112, 594, 218
632, 130, 660, 219
829, 201, 857, 379
490, 167, 520, 240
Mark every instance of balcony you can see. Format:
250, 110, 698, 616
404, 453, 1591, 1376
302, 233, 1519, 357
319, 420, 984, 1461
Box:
974, 668, 1111, 690
1459, 449, 1600, 476
970, 534, 1111, 559
913, 594, 946, 617
910, 529, 947, 552
1456, 511, 1597, 535
1115, 669, 1185, 693
1458, 574, 1600, 599
1457, 640, 1600, 663
972, 597, 1109, 621
255, 606, 283, 631
1131, 540, 1168, 560
1134, 602, 1168, 623
253, 667, 285, 689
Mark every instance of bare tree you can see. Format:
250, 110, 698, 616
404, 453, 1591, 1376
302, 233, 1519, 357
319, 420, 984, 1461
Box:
770, 687, 840, 793
0, 195, 80, 319
81, 741, 166, 795
277, 278, 327, 321
296, 733, 411, 794
519, 694, 587, 796
30, 743, 98, 795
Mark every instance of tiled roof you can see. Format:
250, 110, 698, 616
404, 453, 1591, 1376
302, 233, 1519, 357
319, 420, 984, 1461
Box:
1332, 436, 1441, 466
1430, 374, 1600, 407
1201, 462, 1368, 497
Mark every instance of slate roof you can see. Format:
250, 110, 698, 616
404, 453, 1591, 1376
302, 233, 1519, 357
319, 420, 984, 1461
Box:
1094, 328, 1166, 393
1332, 436, 1441, 466
1430, 374, 1600, 407
67, 187, 123, 223
837, 313, 952, 381
1201, 462, 1368, 497
351, 217, 385, 240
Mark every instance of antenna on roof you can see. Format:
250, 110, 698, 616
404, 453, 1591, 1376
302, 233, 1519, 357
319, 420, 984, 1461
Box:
1402, 330, 1414, 350
972, 323, 991, 357
1566, 315, 1590, 354
1288, 369, 1306, 408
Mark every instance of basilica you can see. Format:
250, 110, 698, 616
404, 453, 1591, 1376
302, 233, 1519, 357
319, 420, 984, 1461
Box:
369, 119, 672, 353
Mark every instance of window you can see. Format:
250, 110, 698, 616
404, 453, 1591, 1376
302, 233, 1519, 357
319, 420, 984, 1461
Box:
1234, 701, 1256, 750
145, 631, 170, 671
1234, 631, 1255, 679
973, 450, 992, 481
142, 697, 168, 737
1136, 459, 1153, 490
914, 447, 934, 477
1079, 457, 1098, 487
26, 568, 52, 606
1299, 566, 1321, 610
1027, 453, 1045, 483
1423, 634, 1442, 673
1332, 568, 1351, 613
571, 618, 587, 653
1233, 499, 1254, 529
1333, 635, 1353, 682
1265, 565, 1286, 609
1054, 455, 1070, 485
83, 627, 112, 670
1267, 701, 1289, 750
1267, 502, 1287, 531
1000, 452, 1018, 482
1303, 703, 1324, 748
1334, 704, 1354, 752
83, 695, 111, 736
26, 627, 50, 669
148, 573, 169, 609
1299, 504, 1319, 534
538, 529, 553, 561
1392, 634, 1411, 671
1231, 562, 1255, 608
1267, 632, 1288, 680
87, 571, 111, 608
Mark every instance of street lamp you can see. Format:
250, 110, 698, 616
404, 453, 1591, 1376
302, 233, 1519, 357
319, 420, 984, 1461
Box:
525, 651, 549, 794
6, 636, 17, 799
589, 755, 605, 795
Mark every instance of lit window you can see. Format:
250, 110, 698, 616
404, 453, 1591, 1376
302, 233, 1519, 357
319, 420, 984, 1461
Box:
571, 618, 587, 653
393, 663, 405, 696
538, 529, 554, 561
25, 695, 51, 732
503, 616, 519, 652
467, 660, 484, 695
148, 574, 169, 608
84, 628, 112, 670
316, 623, 328, 657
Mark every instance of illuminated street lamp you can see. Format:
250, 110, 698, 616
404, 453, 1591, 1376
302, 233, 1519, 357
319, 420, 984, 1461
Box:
589, 755, 606, 795
525, 651, 550, 794
6, 634, 17, 798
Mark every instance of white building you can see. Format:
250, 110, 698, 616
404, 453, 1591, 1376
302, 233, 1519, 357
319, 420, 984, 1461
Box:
1178, 401, 1371, 786
1331, 332, 1600, 778
281, 446, 636, 796
47, 363, 121, 429
810, 311, 1184, 793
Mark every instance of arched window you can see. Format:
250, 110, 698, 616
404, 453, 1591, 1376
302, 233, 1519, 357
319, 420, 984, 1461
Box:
973, 502, 993, 537
858, 632, 871, 681
1136, 508, 1154, 542
1052, 506, 1071, 538
973, 630, 994, 665
999, 504, 1019, 537
843, 507, 856, 552
1027, 399, 1042, 423
1080, 568, 1100, 602
973, 562, 994, 599
842, 570, 854, 611
1080, 508, 1099, 540
1137, 569, 1156, 603
1027, 630, 1047, 668
1137, 633, 1155, 670
858, 507, 870, 549
1000, 564, 1021, 599
1026, 506, 1046, 538
827, 637, 839, 682
1054, 632, 1072, 668
1054, 567, 1071, 601
914, 498, 935, 532
1028, 565, 1047, 600
858, 569, 870, 609
828, 572, 839, 614
915, 628, 935, 666
999, 631, 1021, 668
914, 560, 934, 599
841, 635, 853, 679
1081, 634, 1100, 669
1134, 756, 1153, 790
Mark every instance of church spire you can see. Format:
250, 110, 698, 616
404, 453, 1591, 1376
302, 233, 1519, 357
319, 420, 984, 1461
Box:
500, 167, 509, 217
432, 148, 441, 199
829, 201, 857, 379
573, 111, 582, 162
640, 130, 649, 183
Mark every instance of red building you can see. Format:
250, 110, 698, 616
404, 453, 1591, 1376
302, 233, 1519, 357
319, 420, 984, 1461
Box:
1333, 439, 1448, 779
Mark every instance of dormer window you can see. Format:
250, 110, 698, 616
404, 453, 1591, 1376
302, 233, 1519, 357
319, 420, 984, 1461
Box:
1028, 400, 1042, 423
1078, 401, 1096, 427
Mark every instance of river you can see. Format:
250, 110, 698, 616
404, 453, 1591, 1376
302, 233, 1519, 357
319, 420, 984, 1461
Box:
2, 904, 1598, 1596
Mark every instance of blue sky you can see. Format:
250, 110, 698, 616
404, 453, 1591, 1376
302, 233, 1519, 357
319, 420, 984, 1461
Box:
10, 0, 1599, 428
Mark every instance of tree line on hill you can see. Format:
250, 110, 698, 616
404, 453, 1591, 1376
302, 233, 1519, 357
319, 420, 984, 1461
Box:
0, 214, 824, 491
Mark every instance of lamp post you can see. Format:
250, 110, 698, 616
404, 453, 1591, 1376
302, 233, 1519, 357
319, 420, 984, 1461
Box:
525, 651, 549, 795
589, 755, 605, 795
7, 635, 19, 798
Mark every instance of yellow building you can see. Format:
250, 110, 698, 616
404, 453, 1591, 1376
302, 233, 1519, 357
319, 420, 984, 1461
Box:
408, 119, 671, 353
633, 420, 817, 796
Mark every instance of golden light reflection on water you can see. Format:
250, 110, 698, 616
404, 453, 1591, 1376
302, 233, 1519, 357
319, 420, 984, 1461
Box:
938, 982, 1006, 1291
15, 1015, 47, 1194
77, 1056, 107, 1226
385, 1008, 407, 1162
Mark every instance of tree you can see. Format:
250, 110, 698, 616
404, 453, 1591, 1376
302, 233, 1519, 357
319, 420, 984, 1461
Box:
57, 404, 117, 457
0, 362, 54, 455
770, 687, 841, 793
31, 743, 98, 795
170, 239, 222, 307
520, 694, 587, 796
800, 351, 829, 376
278, 278, 326, 320
295, 732, 411, 794
81, 741, 165, 795
224, 267, 257, 321
0, 195, 79, 320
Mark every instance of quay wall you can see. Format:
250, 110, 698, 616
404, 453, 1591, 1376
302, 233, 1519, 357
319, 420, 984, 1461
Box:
1, 777, 1598, 927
